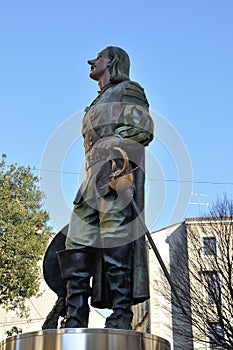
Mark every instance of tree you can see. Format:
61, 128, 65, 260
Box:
0, 154, 51, 317
162, 194, 233, 349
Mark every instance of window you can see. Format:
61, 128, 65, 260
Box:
209, 322, 224, 349
204, 237, 217, 255
205, 271, 220, 301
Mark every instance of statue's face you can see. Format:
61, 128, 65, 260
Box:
87, 48, 111, 81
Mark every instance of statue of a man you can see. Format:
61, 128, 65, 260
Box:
57, 46, 154, 330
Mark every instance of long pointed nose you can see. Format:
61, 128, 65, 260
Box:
87, 59, 95, 65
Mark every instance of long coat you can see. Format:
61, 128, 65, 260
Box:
91, 154, 151, 308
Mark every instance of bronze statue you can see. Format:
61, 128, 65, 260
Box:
43, 46, 154, 330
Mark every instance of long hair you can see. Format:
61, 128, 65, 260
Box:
106, 46, 130, 83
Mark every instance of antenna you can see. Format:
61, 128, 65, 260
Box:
189, 192, 209, 216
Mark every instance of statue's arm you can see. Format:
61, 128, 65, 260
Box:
114, 81, 154, 146
114, 125, 153, 146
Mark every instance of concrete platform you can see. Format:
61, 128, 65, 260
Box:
0, 328, 170, 350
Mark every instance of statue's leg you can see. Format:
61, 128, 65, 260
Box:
103, 243, 133, 330
57, 247, 95, 328
99, 187, 134, 329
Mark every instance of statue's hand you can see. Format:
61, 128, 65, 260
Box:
93, 136, 121, 152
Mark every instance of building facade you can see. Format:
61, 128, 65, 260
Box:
135, 218, 232, 349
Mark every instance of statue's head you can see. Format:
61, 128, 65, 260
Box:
106, 46, 130, 83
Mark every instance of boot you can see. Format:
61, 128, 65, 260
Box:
57, 248, 94, 328
103, 244, 133, 330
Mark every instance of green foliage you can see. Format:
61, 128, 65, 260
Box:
6, 326, 22, 337
0, 154, 51, 317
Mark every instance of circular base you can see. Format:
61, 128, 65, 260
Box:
0, 328, 170, 350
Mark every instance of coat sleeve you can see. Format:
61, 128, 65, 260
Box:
114, 81, 154, 146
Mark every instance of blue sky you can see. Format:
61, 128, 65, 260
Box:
1, 0, 233, 231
